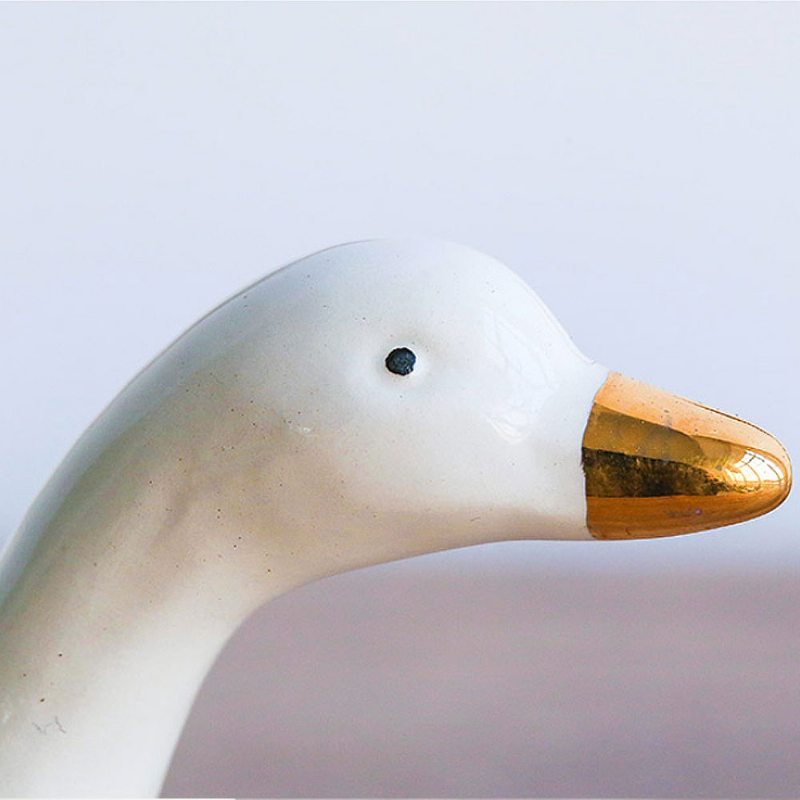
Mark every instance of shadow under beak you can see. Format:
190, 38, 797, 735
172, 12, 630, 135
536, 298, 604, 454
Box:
582, 373, 792, 539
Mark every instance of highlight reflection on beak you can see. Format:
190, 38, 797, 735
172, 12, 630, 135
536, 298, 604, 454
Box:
582, 373, 792, 539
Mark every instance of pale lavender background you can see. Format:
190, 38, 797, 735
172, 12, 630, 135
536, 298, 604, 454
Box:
0, 3, 798, 797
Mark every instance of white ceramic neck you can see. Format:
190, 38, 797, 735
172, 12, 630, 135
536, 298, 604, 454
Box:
0, 553, 244, 798
0, 402, 289, 797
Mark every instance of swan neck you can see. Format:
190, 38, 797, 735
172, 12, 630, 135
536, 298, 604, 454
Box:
0, 411, 280, 797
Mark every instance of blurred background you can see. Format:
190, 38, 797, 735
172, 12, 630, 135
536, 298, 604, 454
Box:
0, 3, 798, 797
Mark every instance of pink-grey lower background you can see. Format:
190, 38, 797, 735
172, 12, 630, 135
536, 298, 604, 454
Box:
162, 551, 800, 799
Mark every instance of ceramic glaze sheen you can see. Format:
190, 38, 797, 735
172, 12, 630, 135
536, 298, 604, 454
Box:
0, 241, 607, 797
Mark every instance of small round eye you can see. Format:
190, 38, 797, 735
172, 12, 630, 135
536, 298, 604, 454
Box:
385, 347, 416, 376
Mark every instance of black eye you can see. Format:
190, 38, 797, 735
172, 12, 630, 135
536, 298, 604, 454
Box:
385, 347, 416, 376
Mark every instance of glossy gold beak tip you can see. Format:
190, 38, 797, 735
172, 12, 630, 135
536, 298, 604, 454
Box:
582, 373, 792, 540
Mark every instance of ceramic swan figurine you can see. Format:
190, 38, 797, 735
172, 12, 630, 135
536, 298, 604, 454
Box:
0, 240, 791, 798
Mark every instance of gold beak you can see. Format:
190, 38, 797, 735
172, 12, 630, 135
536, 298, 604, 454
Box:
582, 373, 792, 539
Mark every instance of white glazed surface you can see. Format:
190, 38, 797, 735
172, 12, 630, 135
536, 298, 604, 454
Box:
0, 240, 607, 797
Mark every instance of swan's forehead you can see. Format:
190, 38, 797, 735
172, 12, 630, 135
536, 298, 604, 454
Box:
265, 240, 586, 366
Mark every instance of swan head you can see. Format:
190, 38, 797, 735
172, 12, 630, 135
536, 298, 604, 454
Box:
127, 239, 789, 587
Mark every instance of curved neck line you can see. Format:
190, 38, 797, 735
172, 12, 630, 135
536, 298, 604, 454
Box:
0, 411, 285, 797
